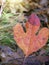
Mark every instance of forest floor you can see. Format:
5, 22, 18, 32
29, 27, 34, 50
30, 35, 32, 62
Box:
0, 0, 49, 65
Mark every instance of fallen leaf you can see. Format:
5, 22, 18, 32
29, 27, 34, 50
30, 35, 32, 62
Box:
13, 13, 49, 57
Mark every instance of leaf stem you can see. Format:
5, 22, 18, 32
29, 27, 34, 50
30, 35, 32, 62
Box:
23, 56, 27, 65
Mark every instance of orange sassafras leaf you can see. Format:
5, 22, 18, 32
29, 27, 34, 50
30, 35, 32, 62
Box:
13, 13, 49, 57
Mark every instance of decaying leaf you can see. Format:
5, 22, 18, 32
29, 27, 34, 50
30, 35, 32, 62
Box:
13, 13, 49, 57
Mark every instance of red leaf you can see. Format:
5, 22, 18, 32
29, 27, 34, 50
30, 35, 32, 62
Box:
26, 13, 40, 34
